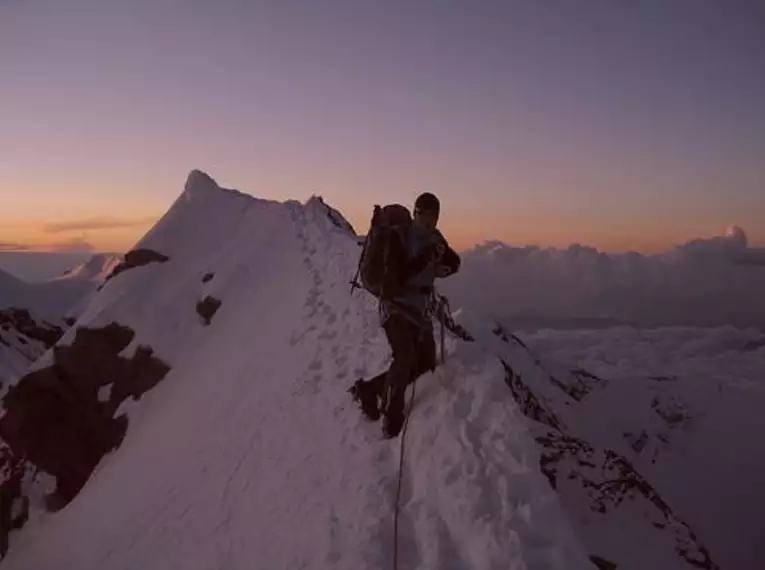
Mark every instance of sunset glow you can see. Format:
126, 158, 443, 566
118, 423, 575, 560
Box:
1, 1, 763, 254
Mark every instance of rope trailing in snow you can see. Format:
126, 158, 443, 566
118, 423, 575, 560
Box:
391, 293, 474, 569
392, 379, 417, 570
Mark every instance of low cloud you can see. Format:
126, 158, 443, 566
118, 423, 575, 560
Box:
0, 239, 96, 253
521, 327, 765, 390
0, 242, 33, 252
43, 216, 155, 234
46, 238, 96, 253
443, 226, 765, 329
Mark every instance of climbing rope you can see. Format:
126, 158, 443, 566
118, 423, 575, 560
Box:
391, 292, 474, 570
392, 377, 417, 570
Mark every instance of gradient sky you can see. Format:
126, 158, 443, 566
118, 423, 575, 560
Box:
2, 0, 763, 253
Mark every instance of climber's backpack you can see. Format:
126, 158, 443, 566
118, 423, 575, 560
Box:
355, 204, 412, 300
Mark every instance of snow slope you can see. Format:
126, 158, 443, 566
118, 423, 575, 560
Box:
1, 171, 592, 570
460, 321, 765, 570
521, 326, 765, 570
0, 309, 63, 390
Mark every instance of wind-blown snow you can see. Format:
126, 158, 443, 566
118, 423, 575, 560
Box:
2, 171, 592, 570
442, 234, 765, 330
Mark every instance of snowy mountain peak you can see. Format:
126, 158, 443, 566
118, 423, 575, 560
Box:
0, 172, 594, 569
182, 169, 218, 201
182, 169, 254, 205
305, 194, 357, 235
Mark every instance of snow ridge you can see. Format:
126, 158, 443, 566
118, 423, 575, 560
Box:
0, 171, 590, 570
0, 171, 748, 570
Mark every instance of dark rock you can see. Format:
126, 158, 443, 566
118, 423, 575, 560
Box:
0, 447, 26, 559
536, 431, 718, 569
316, 196, 356, 234
202, 272, 215, 283
0, 309, 64, 349
499, 357, 719, 569
590, 555, 618, 570
548, 368, 607, 402
0, 321, 170, 547
491, 323, 512, 343
101, 249, 169, 288
196, 296, 222, 326
501, 361, 561, 431
651, 396, 690, 428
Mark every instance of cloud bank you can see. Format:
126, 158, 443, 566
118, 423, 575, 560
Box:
0, 239, 96, 253
521, 326, 765, 390
43, 216, 155, 234
0, 242, 32, 252
442, 226, 765, 329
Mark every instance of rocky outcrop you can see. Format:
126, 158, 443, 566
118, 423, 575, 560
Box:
314, 196, 356, 235
0, 322, 170, 551
489, 322, 720, 569
0, 309, 63, 349
196, 296, 222, 326
100, 249, 170, 288
590, 555, 618, 570
497, 355, 720, 570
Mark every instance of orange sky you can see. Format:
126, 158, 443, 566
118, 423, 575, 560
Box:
1, 188, 754, 256
3, 3, 764, 256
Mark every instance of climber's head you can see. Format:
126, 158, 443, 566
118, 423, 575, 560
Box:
413, 192, 440, 230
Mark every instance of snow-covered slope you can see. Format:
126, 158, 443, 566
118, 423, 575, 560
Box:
0, 309, 63, 390
0, 269, 67, 392
0, 171, 755, 569
459, 321, 765, 570
50, 253, 122, 283
0, 171, 591, 570
519, 326, 765, 570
